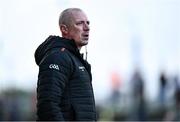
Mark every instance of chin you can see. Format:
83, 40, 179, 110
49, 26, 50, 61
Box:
84, 40, 89, 44
81, 41, 88, 46
82, 43, 88, 46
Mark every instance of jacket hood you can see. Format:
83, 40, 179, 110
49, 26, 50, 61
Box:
34, 36, 79, 65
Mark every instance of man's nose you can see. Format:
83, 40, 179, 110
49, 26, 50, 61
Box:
84, 23, 90, 31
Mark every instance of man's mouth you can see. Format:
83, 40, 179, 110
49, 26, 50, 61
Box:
82, 34, 89, 40
83, 34, 89, 37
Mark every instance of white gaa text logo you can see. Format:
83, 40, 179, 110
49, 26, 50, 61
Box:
79, 66, 85, 71
49, 64, 59, 70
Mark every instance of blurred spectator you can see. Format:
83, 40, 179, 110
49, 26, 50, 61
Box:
132, 70, 144, 97
0, 95, 4, 120
109, 71, 122, 106
109, 71, 122, 121
0, 89, 36, 120
8, 96, 20, 120
130, 68, 147, 121
159, 71, 168, 106
163, 75, 180, 121
174, 75, 180, 120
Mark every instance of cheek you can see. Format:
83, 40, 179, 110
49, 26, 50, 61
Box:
73, 30, 82, 38
70, 27, 83, 39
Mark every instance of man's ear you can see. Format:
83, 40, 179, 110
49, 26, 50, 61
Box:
60, 25, 68, 34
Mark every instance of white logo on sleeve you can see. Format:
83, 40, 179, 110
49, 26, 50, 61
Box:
79, 66, 85, 71
49, 64, 59, 70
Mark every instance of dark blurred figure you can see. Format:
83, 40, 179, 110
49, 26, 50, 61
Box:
130, 69, 147, 121
174, 75, 180, 120
109, 71, 122, 121
110, 71, 121, 106
0, 95, 4, 120
159, 71, 168, 107
9, 97, 20, 120
163, 75, 180, 121
132, 70, 144, 98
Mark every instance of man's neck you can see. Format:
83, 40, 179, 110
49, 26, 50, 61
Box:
62, 35, 82, 50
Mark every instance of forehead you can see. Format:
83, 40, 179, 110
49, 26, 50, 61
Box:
71, 11, 88, 21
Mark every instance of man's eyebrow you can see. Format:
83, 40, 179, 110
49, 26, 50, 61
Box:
76, 20, 90, 24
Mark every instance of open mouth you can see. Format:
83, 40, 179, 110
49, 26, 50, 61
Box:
83, 34, 89, 37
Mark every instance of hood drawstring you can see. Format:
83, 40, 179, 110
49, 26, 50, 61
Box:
85, 46, 88, 61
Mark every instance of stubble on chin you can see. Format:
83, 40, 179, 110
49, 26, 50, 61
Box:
79, 40, 88, 46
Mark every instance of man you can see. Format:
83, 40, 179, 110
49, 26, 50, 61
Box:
34, 8, 96, 121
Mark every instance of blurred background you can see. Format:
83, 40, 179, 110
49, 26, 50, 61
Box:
0, 0, 180, 121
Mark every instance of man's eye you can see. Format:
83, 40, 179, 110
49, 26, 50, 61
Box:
87, 21, 90, 25
76, 22, 83, 25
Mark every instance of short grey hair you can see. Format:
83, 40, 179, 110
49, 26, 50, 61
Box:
59, 8, 82, 27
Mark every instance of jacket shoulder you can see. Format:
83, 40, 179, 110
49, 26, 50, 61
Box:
40, 48, 71, 65
38, 48, 74, 78
38, 48, 74, 74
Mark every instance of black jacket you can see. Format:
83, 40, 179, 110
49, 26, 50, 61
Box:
35, 36, 96, 121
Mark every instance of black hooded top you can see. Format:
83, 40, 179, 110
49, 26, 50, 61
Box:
34, 36, 96, 121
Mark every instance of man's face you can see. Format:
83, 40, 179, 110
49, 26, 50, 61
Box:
68, 11, 90, 48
